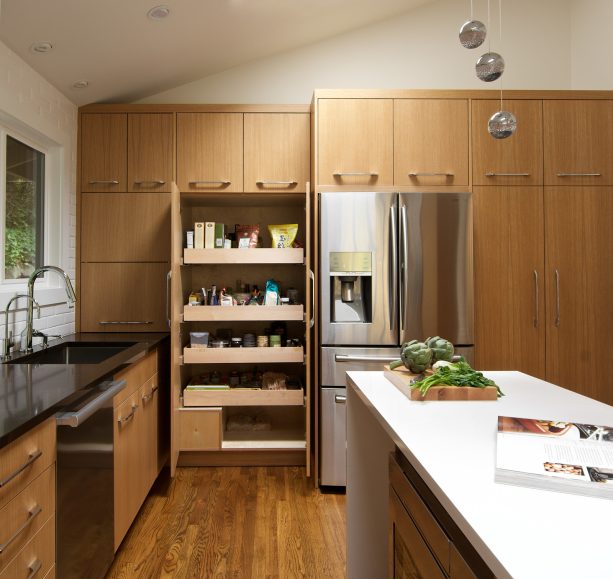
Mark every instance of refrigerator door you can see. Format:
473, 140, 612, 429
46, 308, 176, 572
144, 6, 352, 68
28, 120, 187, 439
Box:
320, 387, 347, 486
399, 192, 474, 345
320, 192, 398, 346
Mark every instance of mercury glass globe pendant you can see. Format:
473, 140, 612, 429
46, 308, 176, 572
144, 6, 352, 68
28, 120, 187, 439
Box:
476, 52, 505, 82
488, 110, 517, 139
459, 20, 487, 48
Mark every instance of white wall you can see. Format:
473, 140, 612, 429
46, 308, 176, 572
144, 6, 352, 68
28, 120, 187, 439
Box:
0, 39, 77, 346
139, 0, 573, 104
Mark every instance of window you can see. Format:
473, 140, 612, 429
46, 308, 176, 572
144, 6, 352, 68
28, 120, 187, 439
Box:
1, 132, 46, 282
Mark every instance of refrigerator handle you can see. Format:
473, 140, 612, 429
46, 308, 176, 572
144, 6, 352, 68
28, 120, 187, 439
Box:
399, 204, 407, 334
389, 205, 398, 331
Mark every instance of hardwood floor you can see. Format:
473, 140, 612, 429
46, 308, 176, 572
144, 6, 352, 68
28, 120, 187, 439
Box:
106, 467, 346, 578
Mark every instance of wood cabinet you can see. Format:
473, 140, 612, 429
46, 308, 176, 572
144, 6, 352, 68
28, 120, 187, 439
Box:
473, 186, 545, 378
394, 99, 469, 187
80, 262, 169, 332
544, 100, 613, 185
244, 113, 310, 193
0, 419, 56, 577
472, 99, 543, 186
177, 113, 243, 193
317, 98, 393, 186
544, 187, 613, 403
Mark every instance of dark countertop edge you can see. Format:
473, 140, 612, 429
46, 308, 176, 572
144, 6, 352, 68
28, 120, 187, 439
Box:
0, 332, 169, 449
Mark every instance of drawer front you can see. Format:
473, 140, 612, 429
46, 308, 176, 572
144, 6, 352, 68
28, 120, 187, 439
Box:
113, 348, 157, 406
178, 409, 221, 451
0, 465, 55, 571
0, 419, 55, 510
390, 454, 450, 573
0, 514, 55, 579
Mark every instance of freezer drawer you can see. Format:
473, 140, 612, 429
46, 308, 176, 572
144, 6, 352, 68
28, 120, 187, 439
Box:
320, 387, 347, 486
321, 346, 400, 386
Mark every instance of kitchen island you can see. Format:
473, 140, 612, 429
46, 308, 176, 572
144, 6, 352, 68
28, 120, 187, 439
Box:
346, 371, 613, 578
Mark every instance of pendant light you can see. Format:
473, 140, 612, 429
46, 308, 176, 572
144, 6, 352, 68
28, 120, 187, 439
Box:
459, 0, 487, 48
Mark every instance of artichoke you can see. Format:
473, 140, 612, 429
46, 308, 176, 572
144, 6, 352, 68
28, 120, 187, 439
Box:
389, 340, 433, 373
425, 336, 454, 362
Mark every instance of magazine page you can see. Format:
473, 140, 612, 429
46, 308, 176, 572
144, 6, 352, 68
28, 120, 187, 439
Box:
496, 417, 613, 487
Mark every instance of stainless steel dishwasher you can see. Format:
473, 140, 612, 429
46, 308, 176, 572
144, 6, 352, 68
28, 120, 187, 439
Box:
56, 378, 126, 579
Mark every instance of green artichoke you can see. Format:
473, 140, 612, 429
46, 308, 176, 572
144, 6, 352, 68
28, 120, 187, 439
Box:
425, 336, 454, 362
389, 340, 433, 373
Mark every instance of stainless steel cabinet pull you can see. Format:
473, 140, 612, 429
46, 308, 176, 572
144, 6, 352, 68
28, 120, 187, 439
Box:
485, 172, 530, 177
533, 270, 539, 328
166, 270, 172, 328
134, 180, 166, 185
332, 172, 378, 177
88, 180, 119, 185
151, 383, 159, 393
27, 559, 42, 579
189, 180, 231, 185
309, 270, 315, 329
57, 380, 126, 427
0, 505, 43, 553
256, 180, 298, 186
118, 404, 138, 424
334, 395, 347, 404
334, 355, 399, 363
142, 392, 153, 403
556, 172, 601, 177
408, 172, 454, 177
99, 321, 153, 325
0, 450, 42, 488
554, 269, 561, 327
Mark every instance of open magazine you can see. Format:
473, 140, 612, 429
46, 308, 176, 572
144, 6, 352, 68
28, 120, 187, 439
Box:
495, 416, 613, 499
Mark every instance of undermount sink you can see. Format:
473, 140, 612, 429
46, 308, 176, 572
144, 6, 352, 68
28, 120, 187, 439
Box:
5, 341, 137, 365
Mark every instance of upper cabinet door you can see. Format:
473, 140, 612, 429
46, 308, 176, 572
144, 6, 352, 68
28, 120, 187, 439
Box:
394, 99, 469, 187
177, 113, 243, 193
244, 113, 310, 193
317, 99, 393, 187
472, 99, 543, 186
81, 113, 127, 192
544, 100, 613, 185
128, 113, 174, 192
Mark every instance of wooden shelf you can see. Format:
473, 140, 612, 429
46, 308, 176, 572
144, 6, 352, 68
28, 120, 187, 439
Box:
183, 248, 304, 264
183, 304, 304, 322
183, 346, 304, 364
183, 387, 304, 407
221, 429, 306, 449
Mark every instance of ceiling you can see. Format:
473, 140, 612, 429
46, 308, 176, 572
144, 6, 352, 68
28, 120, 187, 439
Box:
0, 0, 433, 106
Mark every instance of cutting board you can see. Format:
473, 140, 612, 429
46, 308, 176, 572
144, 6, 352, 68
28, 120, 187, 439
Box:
383, 365, 498, 401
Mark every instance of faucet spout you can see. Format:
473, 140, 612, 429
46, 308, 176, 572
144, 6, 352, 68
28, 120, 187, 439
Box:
3, 294, 40, 359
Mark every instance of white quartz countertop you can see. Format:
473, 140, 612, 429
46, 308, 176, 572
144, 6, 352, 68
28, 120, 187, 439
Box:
346, 370, 613, 579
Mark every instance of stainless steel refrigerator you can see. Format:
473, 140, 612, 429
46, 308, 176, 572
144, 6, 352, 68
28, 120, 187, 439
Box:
319, 191, 473, 486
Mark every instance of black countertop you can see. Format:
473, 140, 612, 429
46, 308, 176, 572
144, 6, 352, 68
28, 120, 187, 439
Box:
0, 332, 169, 449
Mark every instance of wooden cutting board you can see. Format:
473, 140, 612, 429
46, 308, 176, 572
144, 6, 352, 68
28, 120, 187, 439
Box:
383, 365, 498, 401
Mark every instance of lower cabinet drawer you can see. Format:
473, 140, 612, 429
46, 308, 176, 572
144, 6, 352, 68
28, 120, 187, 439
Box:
80, 262, 169, 332
179, 409, 222, 450
0, 465, 55, 571
0, 514, 55, 579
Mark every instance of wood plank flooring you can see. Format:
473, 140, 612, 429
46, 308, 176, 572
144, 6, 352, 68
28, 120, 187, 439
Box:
106, 467, 346, 578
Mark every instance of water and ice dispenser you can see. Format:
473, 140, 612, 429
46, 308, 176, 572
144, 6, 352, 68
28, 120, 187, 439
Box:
329, 252, 372, 324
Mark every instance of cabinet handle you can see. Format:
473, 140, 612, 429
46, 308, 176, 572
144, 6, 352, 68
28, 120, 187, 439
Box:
142, 392, 153, 403
27, 559, 42, 579
408, 172, 454, 177
309, 269, 315, 329
189, 180, 231, 186
118, 404, 138, 424
485, 172, 530, 177
166, 270, 172, 328
88, 180, 119, 185
556, 172, 601, 177
98, 321, 153, 325
0, 450, 42, 488
0, 505, 43, 553
151, 384, 159, 393
256, 180, 298, 186
554, 269, 561, 327
334, 394, 347, 404
332, 172, 378, 177
533, 270, 539, 328
133, 180, 166, 185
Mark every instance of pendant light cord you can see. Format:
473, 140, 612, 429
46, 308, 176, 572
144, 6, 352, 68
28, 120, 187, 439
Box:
470, 0, 473, 20
499, 0, 503, 110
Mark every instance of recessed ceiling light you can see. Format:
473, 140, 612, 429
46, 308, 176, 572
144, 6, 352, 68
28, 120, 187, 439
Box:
147, 5, 170, 20
30, 42, 53, 54
72, 80, 89, 89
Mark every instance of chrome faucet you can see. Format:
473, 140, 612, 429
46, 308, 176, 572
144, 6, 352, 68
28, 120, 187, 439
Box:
25, 266, 77, 354
2, 295, 40, 359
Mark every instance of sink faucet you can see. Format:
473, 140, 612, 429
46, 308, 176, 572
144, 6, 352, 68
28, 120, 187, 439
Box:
2, 294, 40, 360
25, 265, 77, 354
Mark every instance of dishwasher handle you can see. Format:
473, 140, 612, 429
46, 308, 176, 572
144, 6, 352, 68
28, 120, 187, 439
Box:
56, 379, 127, 427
